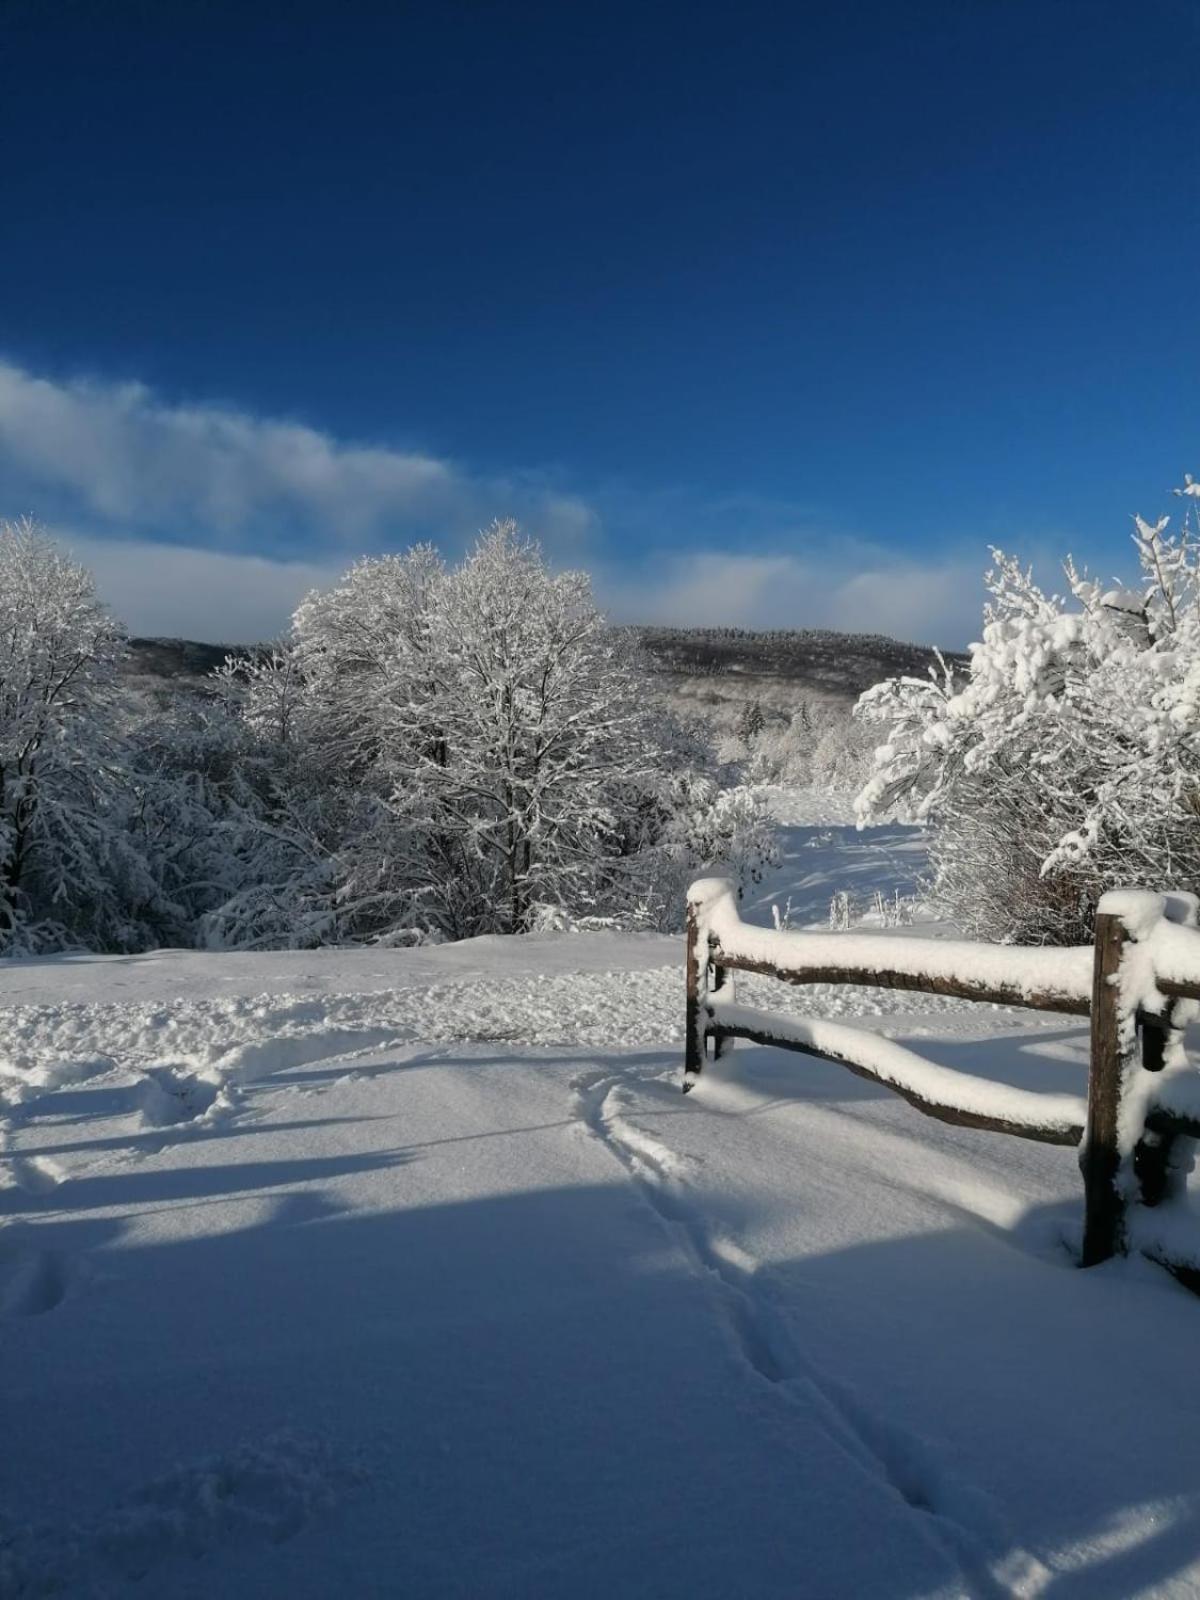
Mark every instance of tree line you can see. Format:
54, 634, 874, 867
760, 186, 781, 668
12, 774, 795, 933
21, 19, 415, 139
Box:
0, 518, 772, 955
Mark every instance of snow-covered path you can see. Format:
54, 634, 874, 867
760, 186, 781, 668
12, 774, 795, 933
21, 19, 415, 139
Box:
1, 1040, 976, 1598
5, 888, 1200, 1592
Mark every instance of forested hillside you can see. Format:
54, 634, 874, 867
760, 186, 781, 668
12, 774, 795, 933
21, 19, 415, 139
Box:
124, 625, 966, 705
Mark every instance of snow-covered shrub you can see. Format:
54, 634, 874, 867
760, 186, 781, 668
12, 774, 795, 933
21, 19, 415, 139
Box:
826, 887, 916, 931
625, 772, 777, 927
828, 890, 852, 931
0, 519, 158, 953
856, 480, 1200, 943
771, 896, 798, 931
714, 729, 750, 767
810, 714, 875, 791
868, 888, 916, 928
681, 782, 777, 890
117, 647, 342, 951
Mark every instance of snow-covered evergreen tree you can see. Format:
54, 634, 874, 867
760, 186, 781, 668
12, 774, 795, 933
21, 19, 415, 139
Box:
737, 699, 766, 743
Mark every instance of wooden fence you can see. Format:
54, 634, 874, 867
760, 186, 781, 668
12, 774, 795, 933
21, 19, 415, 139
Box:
684, 878, 1200, 1280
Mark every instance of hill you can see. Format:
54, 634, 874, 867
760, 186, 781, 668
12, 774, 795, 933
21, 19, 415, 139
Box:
124, 628, 967, 714
631, 626, 966, 733
635, 625, 963, 698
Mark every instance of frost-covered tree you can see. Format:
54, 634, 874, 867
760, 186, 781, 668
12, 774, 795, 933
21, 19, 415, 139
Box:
745, 699, 873, 792
279, 543, 475, 941
389, 523, 677, 933
856, 480, 1200, 942
134, 653, 342, 951
737, 699, 766, 743
207, 522, 772, 944
0, 519, 154, 951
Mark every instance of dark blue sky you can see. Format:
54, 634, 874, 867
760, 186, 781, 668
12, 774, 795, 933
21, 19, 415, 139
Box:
1, 0, 1197, 642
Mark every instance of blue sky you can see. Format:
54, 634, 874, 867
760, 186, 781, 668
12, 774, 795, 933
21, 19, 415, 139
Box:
1, 0, 1197, 644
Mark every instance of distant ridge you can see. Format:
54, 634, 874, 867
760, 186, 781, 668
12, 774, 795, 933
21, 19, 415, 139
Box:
123, 628, 968, 707
126, 637, 235, 679
633, 626, 966, 704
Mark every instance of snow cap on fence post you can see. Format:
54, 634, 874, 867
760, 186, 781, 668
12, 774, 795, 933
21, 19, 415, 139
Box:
687, 877, 738, 925
1095, 889, 1173, 1026
1096, 890, 1166, 945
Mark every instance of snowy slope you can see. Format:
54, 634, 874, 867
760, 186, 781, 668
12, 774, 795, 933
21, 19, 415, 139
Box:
3, 817, 1200, 1597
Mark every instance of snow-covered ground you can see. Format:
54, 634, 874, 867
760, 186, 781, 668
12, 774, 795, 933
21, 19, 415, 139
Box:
746, 785, 931, 928
4, 804, 1200, 1597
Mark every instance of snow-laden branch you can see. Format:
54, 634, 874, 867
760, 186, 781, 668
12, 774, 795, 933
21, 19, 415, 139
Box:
854, 479, 1200, 946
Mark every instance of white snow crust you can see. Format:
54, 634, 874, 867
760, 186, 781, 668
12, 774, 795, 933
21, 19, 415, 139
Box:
5, 816, 1200, 1597
693, 876, 1093, 1005
708, 999, 1087, 1136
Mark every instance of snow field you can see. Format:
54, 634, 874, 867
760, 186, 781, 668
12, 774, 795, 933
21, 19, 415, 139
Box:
5, 813, 1200, 1595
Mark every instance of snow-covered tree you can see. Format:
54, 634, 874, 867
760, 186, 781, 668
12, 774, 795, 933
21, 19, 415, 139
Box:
387, 523, 678, 933
0, 519, 773, 953
855, 480, 1200, 942
279, 543, 475, 941
737, 699, 766, 743
745, 699, 873, 792
0, 519, 154, 951
205, 522, 772, 944
133, 653, 343, 951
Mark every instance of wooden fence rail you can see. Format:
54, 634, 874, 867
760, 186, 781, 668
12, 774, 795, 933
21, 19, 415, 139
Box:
684, 878, 1200, 1280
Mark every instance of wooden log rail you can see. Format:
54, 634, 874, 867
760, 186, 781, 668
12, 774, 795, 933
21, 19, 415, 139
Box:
684, 877, 1200, 1282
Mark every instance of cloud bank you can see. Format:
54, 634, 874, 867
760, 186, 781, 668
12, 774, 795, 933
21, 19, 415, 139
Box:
595, 551, 985, 648
0, 357, 986, 646
58, 533, 345, 644
66, 533, 986, 648
0, 358, 594, 553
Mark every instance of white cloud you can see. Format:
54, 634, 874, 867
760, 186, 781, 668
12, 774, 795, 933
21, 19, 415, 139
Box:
0, 356, 992, 646
54, 531, 985, 648
597, 550, 984, 646
61, 533, 345, 643
0, 358, 595, 551
821, 561, 984, 644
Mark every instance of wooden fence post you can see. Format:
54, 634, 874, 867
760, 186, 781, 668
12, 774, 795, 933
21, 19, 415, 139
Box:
1081, 910, 1133, 1266
711, 952, 733, 1060
1134, 1006, 1185, 1209
1135, 890, 1199, 1210
684, 879, 738, 1091
684, 899, 707, 1091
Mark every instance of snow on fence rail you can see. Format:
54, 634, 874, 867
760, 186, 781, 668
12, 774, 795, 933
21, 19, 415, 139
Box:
684, 877, 1200, 1283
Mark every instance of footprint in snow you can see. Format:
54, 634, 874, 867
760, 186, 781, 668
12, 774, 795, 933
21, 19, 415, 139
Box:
137, 1066, 225, 1129
0, 1239, 72, 1317
2, 1153, 65, 1197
